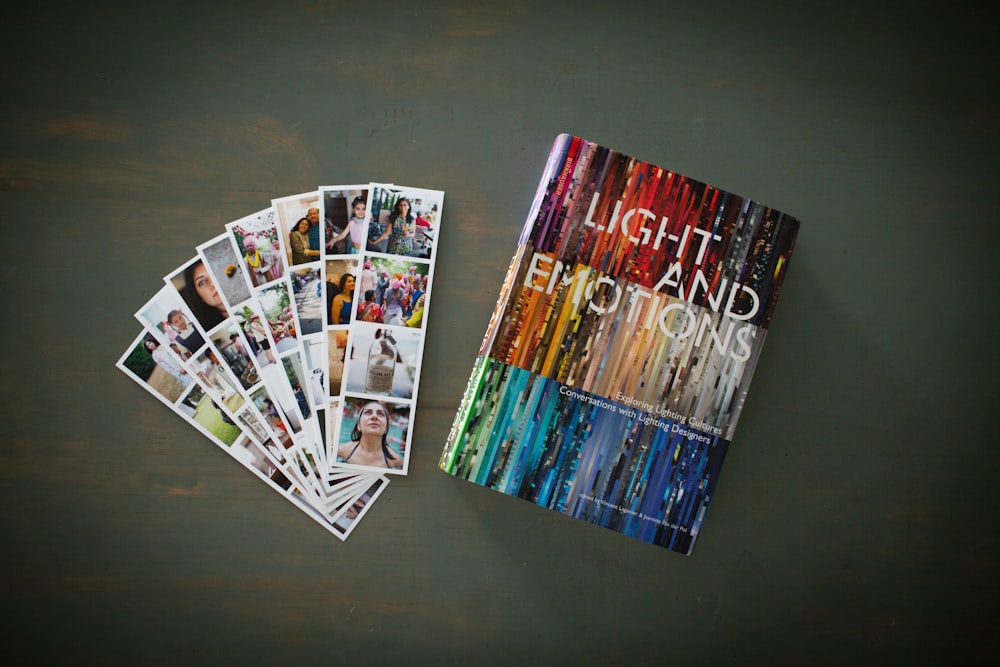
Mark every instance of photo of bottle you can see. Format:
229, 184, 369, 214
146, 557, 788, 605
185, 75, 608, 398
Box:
365, 329, 397, 395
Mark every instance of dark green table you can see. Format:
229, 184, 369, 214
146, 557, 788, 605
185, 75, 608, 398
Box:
2, 2, 995, 663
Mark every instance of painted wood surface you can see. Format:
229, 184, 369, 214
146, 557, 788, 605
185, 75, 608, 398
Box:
1, 2, 995, 663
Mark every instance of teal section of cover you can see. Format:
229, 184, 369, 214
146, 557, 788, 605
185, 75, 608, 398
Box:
441, 356, 730, 555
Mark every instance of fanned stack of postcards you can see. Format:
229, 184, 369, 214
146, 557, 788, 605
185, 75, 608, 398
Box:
117, 184, 443, 539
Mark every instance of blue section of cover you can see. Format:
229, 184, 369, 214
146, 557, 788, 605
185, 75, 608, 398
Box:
442, 357, 731, 555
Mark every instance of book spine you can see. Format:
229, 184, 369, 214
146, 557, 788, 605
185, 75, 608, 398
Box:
475, 135, 573, 356
441, 135, 576, 469
479, 244, 529, 356
520, 133, 576, 245
439, 354, 490, 471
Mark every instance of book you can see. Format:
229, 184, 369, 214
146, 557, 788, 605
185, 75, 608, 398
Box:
438, 134, 800, 555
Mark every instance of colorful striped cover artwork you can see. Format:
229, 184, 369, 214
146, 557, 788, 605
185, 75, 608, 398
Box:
440, 134, 799, 555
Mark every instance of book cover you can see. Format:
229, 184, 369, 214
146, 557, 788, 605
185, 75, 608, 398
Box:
439, 134, 799, 555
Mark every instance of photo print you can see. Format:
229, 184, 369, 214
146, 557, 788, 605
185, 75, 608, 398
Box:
273, 191, 323, 267
136, 285, 208, 358
197, 232, 253, 312
227, 207, 284, 288
187, 347, 245, 414
229, 435, 295, 492
331, 477, 389, 540
233, 303, 279, 369
166, 256, 233, 334
250, 384, 300, 442
364, 183, 442, 260
290, 265, 324, 336
300, 335, 327, 409
209, 322, 261, 391
324, 258, 360, 328
257, 281, 299, 354
344, 323, 423, 401
235, 406, 269, 444
334, 395, 411, 474
177, 383, 242, 447
119, 333, 193, 406
321, 185, 370, 257
327, 330, 348, 397
357, 255, 431, 328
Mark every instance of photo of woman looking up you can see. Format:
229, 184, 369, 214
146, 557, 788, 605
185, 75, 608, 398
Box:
337, 400, 404, 470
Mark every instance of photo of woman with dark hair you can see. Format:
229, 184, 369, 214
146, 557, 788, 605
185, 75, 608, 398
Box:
336, 400, 404, 470
289, 216, 319, 265
178, 258, 229, 330
372, 197, 416, 256
329, 273, 355, 326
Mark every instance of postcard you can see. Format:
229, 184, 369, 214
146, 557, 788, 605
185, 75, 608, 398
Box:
119, 183, 442, 541
273, 190, 324, 268
320, 185, 373, 258
140, 277, 328, 502
117, 331, 342, 526
330, 477, 390, 540
321, 183, 444, 476
196, 232, 255, 320
226, 207, 286, 288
